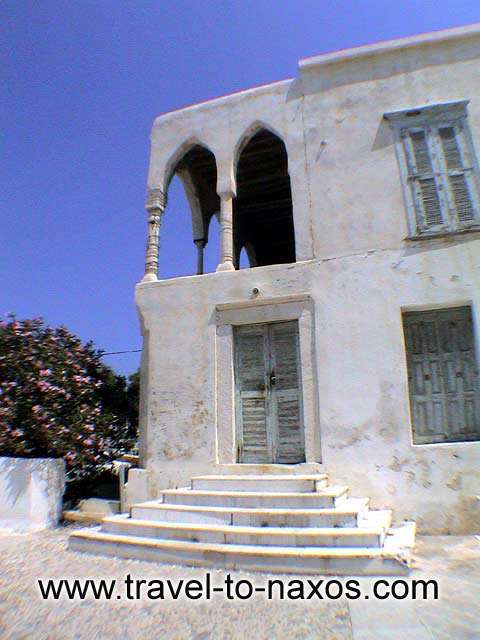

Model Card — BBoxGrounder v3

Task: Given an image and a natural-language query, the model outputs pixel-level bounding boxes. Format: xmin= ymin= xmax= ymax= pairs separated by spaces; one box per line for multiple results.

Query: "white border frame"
xmin=214 ymin=294 xmax=321 ymax=464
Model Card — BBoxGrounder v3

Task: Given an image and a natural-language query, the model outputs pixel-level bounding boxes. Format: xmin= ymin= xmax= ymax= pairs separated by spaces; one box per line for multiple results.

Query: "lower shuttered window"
xmin=403 ymin=306 xmax=480 ymax=444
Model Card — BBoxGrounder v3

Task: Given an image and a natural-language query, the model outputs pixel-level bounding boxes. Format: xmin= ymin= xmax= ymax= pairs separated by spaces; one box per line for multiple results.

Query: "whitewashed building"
xmin=71 ymin=25 xmax=480 ymax=572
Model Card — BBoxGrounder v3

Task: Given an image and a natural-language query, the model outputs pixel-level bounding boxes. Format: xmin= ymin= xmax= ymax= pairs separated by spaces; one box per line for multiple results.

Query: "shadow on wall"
xmin=0 ymin=457 xmax=65 ymax=530
xmin=0 ymin=456 xmax=28 ymax=506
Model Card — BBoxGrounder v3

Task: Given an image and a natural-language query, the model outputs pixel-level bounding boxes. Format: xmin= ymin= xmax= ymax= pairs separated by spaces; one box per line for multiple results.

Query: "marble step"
xmin=191 ymin=474 xmax=328 ymax=493
xmin=160 ymin=486 xmax=349 ymax=509
xmin=131 ymin=497 xmax=370 ymax=527
xmin=102 ymin=510 xmax=391 ymax=547
xmin=213 ymin=463 xmax=324 ymax=476
xmin=69 ymin=522 xmax=416 ymax=575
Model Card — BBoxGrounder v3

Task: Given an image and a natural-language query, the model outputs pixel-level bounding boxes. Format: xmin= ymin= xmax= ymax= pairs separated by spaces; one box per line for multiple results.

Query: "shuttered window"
xmin=385 ymin=102 xmax=480 ymax=237
xmin=403 ymin=306 xmax=480 ymax=444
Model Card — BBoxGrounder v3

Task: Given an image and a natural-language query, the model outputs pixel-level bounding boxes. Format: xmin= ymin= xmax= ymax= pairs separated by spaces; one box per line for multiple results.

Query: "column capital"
xmin=145 ymin=188 xmax=167 ymax=212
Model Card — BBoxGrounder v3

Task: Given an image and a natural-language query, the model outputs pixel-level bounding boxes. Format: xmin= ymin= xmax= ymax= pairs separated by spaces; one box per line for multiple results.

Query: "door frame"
xmin=234 ymin=320 xmax=306 ymax=464
xmin=215 ymin=294 xmax=321 ymax=464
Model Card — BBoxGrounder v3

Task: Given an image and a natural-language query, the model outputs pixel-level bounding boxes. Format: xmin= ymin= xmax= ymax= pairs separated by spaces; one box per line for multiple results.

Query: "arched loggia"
xmin=233 ymin=129 xmax=296 ymax=268
xmin=163 ymin=144 xmax=220 ymax=277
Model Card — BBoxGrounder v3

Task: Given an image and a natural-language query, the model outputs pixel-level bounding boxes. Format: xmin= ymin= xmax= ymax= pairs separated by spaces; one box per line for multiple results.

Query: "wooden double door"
xmin=234 ymin=321 xmax=305 ymax=463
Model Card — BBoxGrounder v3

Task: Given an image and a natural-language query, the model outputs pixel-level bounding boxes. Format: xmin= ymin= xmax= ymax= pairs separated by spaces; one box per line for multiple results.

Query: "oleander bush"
xmin=0 ymin=315 xmax=137 ymax=485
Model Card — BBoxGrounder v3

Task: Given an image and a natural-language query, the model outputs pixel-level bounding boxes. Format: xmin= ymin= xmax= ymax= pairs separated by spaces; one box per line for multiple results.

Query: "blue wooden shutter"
xmin=403 ymin=307 xmax=480 ymax=443
xmin=438 ymin=125 xmax=479 ymax=225
xmin=402 ymin=127 xmax=445 ymax=232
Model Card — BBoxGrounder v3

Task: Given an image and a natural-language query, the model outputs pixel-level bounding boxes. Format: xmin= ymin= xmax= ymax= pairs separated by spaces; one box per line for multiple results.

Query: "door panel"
xmin=234 ymin=325 xmax=269 ymax=463
xmin=234 ymin=321 xmax=305 ymax=463
xmin=239 ymin=397 xmax=269 ymax=463
xmin=235 ymin=326 xmax=266 ymax=392
xmin=275 ymin=396 xmax=303 ymax=463
xmin=403 ymin=307 xmax=480 ymax=443
xmin=269 ymin=322 xmax=304 ymax=463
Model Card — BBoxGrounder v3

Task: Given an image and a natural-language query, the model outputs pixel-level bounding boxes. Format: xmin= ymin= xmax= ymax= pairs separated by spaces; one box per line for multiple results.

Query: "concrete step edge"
xmin=191 ymin=474 xmax=328 ymax=481
xmin=70 ymin=528 xmax=398 ymax=559
xmin=131 ymin=497 xmax=369 ymax=516
xmin=103 ymin=516 xmax=385 ymax=537
xmin=62 ymin=510 xmax=106 ymax=524
xmin=161 ymin=485 xmax=348 ymax=498
xmin=213 ymin=464 xmax=324 ymax=476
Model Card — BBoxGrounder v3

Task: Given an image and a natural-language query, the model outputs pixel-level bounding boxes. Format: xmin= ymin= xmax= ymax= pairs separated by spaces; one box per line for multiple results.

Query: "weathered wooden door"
xmin=234 ymin=321 xmax=305 ymax=463
xmin=403 ymin=307 xmax=480 ymax=443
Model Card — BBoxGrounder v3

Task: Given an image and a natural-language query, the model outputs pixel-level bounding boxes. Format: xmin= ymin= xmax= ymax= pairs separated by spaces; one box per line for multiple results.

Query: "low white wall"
xmin=0 ymin=457 xmax=65 ymax=531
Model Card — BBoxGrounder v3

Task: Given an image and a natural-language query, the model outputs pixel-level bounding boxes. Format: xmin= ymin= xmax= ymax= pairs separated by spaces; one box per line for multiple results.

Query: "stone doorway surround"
xmin=214 ymin=293 xmax=321 ymax=465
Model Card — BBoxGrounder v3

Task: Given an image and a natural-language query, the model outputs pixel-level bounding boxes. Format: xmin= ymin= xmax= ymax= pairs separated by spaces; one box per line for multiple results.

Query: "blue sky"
xmin=2 ymin=1 xmax=479 ymax=376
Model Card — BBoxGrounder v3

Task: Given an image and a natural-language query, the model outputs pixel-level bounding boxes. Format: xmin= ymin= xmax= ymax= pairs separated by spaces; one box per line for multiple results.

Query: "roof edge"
xmin=152 ymin=78 xmax=293 ymax=127
xmin=299 ymin=22 xmax=480 ymax=71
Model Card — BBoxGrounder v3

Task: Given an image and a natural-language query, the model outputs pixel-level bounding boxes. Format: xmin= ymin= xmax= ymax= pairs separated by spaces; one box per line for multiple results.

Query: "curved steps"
xmin=70 ymin=525 xmax=414 ymax=575
xmin=131 ymin=496 xmax=370 ymax=527
xmin=191 ymin=474 xmax=328 ymax=492
xmin=161 ymin=486 xmax=349 ymax=509
xmin=69 ymin=473 xmax=415 ymax=575
xmin=101 ymin=511 xmax=391 ymax=547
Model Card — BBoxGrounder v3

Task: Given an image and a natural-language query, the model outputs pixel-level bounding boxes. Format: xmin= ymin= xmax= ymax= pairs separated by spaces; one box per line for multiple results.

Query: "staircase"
xmin=69 ymin=472 xmax=415 ymax=575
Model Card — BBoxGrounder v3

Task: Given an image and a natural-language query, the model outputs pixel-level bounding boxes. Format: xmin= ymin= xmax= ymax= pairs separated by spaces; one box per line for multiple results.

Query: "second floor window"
xmin=385 ymin=101 xmax=480 ymax=237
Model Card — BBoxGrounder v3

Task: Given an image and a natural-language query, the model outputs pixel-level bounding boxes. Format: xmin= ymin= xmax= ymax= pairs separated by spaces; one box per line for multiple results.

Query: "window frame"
xmin=385 ymin=101 xmax=480 ymax=238
xmin=401 ymin=304 xmax=480 ymax=445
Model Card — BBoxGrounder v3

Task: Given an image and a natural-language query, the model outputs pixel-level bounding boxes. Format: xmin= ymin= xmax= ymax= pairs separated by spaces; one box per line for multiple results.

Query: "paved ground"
xmin=0 ymin=525 xmax=478 ymax=639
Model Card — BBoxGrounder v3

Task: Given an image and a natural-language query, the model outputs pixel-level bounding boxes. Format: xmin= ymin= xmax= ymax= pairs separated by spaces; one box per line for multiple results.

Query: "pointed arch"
xmin=233 ymin=120 xmax=288 ymax=177
xmin=160 ymin=139 xmax=220 ymax=276
xmin=163 ymin=136 xmax=214 ymax=190
xmin=238 ymin=242 xmax=257 ymax=269
xmin=233 ymin=127 xmax=295 ymax=268
xmin=173 ymin=169 xmax=203 ymax=240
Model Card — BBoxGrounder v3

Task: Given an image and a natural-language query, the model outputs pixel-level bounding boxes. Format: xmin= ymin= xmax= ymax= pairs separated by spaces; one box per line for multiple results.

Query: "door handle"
xmin=269 ymin=372 xmax=277 ymax=386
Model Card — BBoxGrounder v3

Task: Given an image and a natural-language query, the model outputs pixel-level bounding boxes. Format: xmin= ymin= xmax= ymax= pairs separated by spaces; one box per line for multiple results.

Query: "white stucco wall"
xmin=136 ymin=239 xmax=480 ymax=532
xmin=0 ymin=457 xmax=65 ymax=531
xmin=137 ymin=25 xmax=480 ymax=533
xmin=300 ymin=32 xmax=480 ymax=258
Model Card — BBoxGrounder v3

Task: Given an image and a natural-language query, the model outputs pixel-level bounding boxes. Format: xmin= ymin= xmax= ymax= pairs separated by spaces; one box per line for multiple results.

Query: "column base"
xmin=216 ymin=261 xmax=235 ymax=272
xmin=140 ymin=273 xmax=158 ymax=283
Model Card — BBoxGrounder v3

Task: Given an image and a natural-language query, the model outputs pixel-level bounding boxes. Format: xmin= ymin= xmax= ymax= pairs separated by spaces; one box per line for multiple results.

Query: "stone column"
xmin=216 ymin=191 xmax=235 ymax=272
xmin=142 ymin=188 xmax=167 ymax=282
xmin=194 ymin=238 xmax=206 ymax=275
